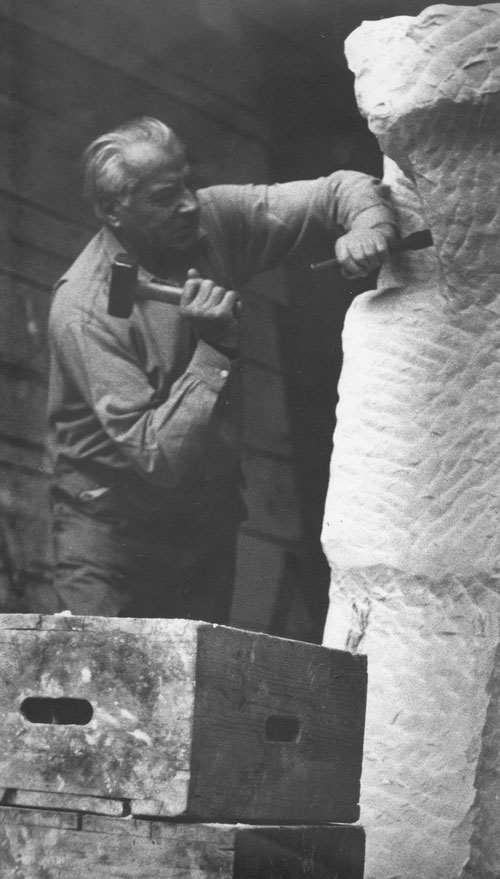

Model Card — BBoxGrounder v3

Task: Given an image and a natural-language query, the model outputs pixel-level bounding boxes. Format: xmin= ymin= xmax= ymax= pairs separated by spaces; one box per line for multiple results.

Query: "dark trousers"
xmin=50 ymin=478 xmax=239 ymax=622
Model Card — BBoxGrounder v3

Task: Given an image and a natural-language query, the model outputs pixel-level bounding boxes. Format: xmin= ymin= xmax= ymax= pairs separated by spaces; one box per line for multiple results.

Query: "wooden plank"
xmin=0 ymin=188 xmax=88 ymax=270
xmin=0 ymin=4 xmax=267 ymax=143
xmin=231 ymin=533 xmax=287 ymax=632
xmin=0 ymin=15 xmax=267 ymax=213
xmin=0 ymin=804 xmax=79 ymax=831
xmin=0 ymin=93 xmax=94 ymax=235
xmin=0 ymin=375 xmax=48 ymax=444
xmin=242 ymin=266 xmax=290 ymax=307
xmin=233 ymin=824 xmax=365 ymax=879
xmin=194 ymin=129 xmax=269 ymax=186
xmin=242 ymin=451 xmax=303 ymax=542
xmin=0 ymin=618 xmax=199 ymax=815
xmin=0 ymin=39 xmax=120 ymax=125
xmin=243 ymin=364 xmax=293 ymax=457
xmin=240 ymin=292 xmax=284 ymax=369
xmin=0 ymin=87 xmax=94 ymax=159
xmin=0 ymin=616 xmax=367 ymax=823
xmin=190 ymin=624 xmax=367 ymax=823
xmin=0 ymin=614 xmax=191 ymax=634
xmin=0 ymin=228 xmax=66 ymax=294
xmin=0 ymin=470 xmax=52 ymax=587
xmin=0 ymin=0 xmax=199 ymax=80
xmin=0 ymin=121 xmax=87 ymax=224
xmin=0 ymin=437 xmax=44 ymax=474
xmin=0 ymin=806 xmax=366 ymax=879
xmin=231 ymin=535 xmax=319 ymax=642
xmin=0 ymin=89 xmax=96 ymax=226
xmin=0 ymin=274 xmax=50 ymax=372
xmin=0 ymin=11 xmax=268 ymax=243
xmin=1 ymin=789 xmax=125 ymax=817
xmin=0 ymin=466 xmax=50 ymax=522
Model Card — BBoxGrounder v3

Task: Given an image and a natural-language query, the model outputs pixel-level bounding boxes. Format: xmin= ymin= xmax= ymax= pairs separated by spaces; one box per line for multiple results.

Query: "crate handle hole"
xmin=21 ymin=697 xmax=94 ymax=726
xmin=265 ymin=715 xmax=301 ymax=743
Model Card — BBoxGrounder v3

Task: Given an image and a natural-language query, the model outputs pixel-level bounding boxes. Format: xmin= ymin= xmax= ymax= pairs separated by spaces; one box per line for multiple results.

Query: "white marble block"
xmin=321 ymin=5 xmax=500 ymax=879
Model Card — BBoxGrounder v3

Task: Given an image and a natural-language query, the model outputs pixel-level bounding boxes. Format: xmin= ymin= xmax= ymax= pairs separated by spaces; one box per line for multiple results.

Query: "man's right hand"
xmin=335 ymin=223 xmax=397 ymax=279
xmin=179 ymin=269 xmax=240 ymax=352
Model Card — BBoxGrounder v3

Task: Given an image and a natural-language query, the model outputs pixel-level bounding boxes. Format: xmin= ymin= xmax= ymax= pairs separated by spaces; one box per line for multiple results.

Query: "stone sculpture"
xmin=321 ymin=5 xmax=500 ymax=878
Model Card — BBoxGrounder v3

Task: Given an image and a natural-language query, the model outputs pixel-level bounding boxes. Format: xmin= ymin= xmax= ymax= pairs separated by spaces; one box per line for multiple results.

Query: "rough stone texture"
xmin=321 ymin=6 xmax=500 ymax=879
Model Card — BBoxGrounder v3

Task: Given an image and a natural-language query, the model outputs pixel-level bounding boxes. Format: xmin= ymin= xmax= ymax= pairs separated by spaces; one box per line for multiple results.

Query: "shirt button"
xmin=220 ymin=369 xmax=229 ymax=379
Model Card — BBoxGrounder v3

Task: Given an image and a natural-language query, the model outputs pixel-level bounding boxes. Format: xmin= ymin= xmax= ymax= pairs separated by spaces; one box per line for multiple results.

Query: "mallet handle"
xmin=135 ymin=279 xmax=182 ymax=306
xmin=108 ymin=254 xmax=240 ymax=318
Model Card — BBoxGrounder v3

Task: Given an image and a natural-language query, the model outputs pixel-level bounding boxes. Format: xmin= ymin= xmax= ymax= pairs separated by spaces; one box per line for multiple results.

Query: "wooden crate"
xmin=0 ymin=805 xmax=365 ymax=879
xmin=0 ymin=614 xmax=367 ymax=822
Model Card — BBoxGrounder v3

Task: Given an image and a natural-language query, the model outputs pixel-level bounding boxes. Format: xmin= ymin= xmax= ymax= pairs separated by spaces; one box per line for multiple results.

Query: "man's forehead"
xmin=122 ymin=140 xmax=186 ymax=180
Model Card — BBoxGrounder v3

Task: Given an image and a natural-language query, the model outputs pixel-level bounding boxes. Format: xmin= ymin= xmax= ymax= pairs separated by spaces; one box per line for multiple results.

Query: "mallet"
xmin=108 ymin=253 xmax=242 ymax=319
xmin=310 ymin=228 xmax=434 ymax=272
xmin=108 ymin=253 xmax=183 ymax=318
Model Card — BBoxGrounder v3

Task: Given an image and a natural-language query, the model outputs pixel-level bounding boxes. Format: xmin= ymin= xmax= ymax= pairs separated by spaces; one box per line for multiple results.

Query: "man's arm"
xmin=50 ymin=303 xmax=241 ymax=489
xmin=201 ymin=170 xmax=397 ymax=284
xmin=329 ymin=172 xmax=397 ymax=277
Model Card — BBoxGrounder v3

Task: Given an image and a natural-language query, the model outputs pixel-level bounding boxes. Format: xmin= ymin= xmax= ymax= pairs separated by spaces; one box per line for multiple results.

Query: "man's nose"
xmin=178 ymin=188 xmax=198 ymax=213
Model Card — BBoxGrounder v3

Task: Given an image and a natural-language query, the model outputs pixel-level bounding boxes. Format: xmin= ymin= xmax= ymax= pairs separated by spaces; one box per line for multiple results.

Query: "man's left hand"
xmin=180 ymin=269 xmax=240 ymax=352
xmin=334 ymin=224 xmax=398 ymax=278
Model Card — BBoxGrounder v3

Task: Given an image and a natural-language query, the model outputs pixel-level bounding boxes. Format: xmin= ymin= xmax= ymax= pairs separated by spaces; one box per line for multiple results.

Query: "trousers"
xmin=50 ymin=473 xmax=240 ymax=622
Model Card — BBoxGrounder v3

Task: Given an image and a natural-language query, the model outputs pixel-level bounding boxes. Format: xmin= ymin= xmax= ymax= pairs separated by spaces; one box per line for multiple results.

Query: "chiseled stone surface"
xmin=322 ymin=6 xmax=500 ymax=879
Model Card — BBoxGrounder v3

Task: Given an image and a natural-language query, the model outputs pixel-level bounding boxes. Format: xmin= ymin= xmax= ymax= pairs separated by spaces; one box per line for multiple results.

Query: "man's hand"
xmin=334 ymin=223 xmax=398 ymax=279
xmin=179 ymin=269 xmax=240 ymax=352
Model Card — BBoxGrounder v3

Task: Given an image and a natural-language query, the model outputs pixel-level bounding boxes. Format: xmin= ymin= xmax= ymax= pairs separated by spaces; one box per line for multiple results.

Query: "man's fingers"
xmin=335 ymin=229 xmax=394 ymax=278
xmin=180 ymin=277 xmax=240 ymax=319
xmin=202 ymin=283 xmax=225 ymax=308
xmin=220 ymin=289 xmax=239 ymax=313
xmin=182 ymin=275 xmax=217 ymax=308
xmin=370 ymin=229 xmax=394 ymax=258
xmin=335 ymin=239 xmax=367 ymax=278
xmin=178 ymin=274 xmax=241 ymax=348
xmin=192 ymin=283 xmax=225 ymax=310
xmin=182 ymin=276 xmax=202 ymax=306
xmin=198 ymin=290 xmax=240 ymax=320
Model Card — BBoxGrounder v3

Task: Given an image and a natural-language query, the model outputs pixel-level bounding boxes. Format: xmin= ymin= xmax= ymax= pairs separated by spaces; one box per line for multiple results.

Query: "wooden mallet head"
xmin=108 ymin=253 xmax=183 ymax=318
xmin=108 ymin=253 xmax=138 ymax=318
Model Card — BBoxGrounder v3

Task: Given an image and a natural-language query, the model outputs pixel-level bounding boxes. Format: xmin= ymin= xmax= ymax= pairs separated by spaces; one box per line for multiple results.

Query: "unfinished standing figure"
xmin=322 ymin=5 xmax=500 ymax=878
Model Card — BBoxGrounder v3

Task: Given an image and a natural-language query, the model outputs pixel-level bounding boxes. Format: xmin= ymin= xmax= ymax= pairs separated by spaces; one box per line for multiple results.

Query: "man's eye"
xmin=151 ymin=190 xmax=174 ymax=205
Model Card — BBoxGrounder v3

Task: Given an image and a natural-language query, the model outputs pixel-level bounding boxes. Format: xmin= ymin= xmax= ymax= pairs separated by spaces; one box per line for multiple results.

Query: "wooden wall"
xmin=0 ymin=0 xmax=315 ymax=636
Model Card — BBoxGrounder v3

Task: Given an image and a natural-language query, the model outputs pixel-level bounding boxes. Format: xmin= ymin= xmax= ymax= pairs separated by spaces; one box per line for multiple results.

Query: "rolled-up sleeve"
xmin=51 ymin=313 xmax=239 ymax=488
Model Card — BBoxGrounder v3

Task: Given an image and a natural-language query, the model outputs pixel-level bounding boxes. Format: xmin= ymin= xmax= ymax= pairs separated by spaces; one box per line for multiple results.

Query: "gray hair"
xmin=81 ymin=117 xmax=184 ymax=216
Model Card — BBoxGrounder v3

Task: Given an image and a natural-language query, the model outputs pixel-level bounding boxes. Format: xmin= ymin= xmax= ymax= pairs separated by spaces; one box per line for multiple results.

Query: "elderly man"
xmin=48 ymin=116 xmax=396 ymax=621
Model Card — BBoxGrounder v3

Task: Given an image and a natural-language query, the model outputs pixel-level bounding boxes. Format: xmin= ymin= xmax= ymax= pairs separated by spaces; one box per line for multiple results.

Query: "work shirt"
xmin=48 ymin=172 xmax=394 ymax=518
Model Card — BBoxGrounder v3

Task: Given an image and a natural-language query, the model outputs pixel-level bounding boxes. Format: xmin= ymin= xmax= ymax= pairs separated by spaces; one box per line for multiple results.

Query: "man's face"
xmin=110 ymin=141 xmax=201 ymax=254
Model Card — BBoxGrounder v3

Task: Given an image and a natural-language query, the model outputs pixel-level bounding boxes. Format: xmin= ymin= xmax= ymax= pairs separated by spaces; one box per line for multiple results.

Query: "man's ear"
xmin=98 ymin=195 xmax=121 ymax=227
